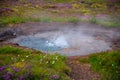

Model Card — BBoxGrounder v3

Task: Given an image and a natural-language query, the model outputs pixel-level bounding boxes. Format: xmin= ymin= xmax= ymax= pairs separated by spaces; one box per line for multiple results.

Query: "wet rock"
xmin=111 ymin=38 xmax=120 ymax=50
xmin=0 ymin=29 xmax=16 ymax=41
xmin=80 ymin=0 xmax=85 ymax=3
xmin=80 ymin=0 xmax=93 ymax=5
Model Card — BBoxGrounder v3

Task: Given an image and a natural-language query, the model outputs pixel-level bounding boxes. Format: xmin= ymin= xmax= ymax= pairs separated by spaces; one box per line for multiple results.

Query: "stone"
xmin=0 ymin=29 xmax=16 ymax=41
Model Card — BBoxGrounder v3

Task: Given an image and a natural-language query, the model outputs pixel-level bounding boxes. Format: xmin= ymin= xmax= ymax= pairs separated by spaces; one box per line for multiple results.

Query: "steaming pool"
xmin=9 ymin=23 xmax=117 ymax=56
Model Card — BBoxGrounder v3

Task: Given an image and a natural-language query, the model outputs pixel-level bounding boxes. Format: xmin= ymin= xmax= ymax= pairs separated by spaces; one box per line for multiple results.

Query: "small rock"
xmin=0 ymin=29 xmax=16 ymax=41
xmin=80 ymin=0 xmax=85 ymax=3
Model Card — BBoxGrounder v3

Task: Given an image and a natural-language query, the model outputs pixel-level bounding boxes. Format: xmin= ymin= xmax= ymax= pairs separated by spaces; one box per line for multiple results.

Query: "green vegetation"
xmin=67 ymin=18 xmax=80 ymax=24
xmin=79 ymin=57 xmax=89 ymax=64
xmin=0 ymin=16 xmax=81 ymax=26
xmin=79 ymin=50 xmax=120 ymax=80
xmin=0 ymin=0 xmax=120 ymax=27
xmin=0 ymin=46 xmax=71 ymax=80
xmin=0 ymin=16 xmax=41 ymax=26
xmin=98 ymin=21 xmax=120 ymax=27
xmin=0 ymin=46 xmax=32 ymax=54
xmin=89 ymin=16 xmax=97 ymax=24
xmin=0 ymin=15 xmax=120 ymax=27
xmin=44 ymin=0 xmax=74 ymax=3
xmin=84 ymin=0 xmax=105 ymax=3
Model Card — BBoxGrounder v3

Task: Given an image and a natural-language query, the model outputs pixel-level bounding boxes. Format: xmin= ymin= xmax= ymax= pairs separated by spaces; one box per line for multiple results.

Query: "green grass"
xmin=84 ymin=0 xmax=105 ymax=3
xmin=0 ymin=46 xmax=32 ymax=54
xmin=0 ymin=15 xmax=120 ymax=27
xmin=79 ymin=50 xmax=120 ymax=80
xmin=79 ymin=57 xmax=89 ymax=64
xmin=98 ymin=21 xmax=120 ymax=27
xmin=88 ymin=17 xmax=120 ymax=27
xmin=0 ymin=16 xmax=41 ymax=26
xmin=0 ymin=16 xmax=81 ymax=26
xmin=44 ymin=0 xmax=74 ymax=3
xmin=39 ymin=17 xmax=51 ymax=22
xmin=67 ymin=18 xmax=80 ymax=24
xmin=0 ymin=46 xmax=71 ymax=80
xmin=89 ymin=17 xmax=97 ymax=24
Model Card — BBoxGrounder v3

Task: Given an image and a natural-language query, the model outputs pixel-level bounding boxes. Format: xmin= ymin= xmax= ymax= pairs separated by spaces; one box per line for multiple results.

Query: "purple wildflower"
xmin=108 ymin=0 xmax=119 ymax=2
xmin=53 ymin=75 xmax=59 ymax=79
xmin=7 ymin=72 xmax=13 ymax=76
xmin=3 ymin=74 xmax=11 ymax=80
xmin=19 ymin=75 xmax=24 ymax=80
xmin=0 ymin=66 xmax=6 ymax=71
xmin=12 ymin=67 xmax=20 ymax=72
xmin=0 ymin=8 xmax=13 ymax=12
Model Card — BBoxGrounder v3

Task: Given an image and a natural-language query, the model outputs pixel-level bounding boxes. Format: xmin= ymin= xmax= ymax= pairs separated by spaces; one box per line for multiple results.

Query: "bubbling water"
xmin=45 ymin=36 xmax=69 ymax=49
xmin=50 ymin=36 xmax=69 ymax=48
xmin=12 ymin=35 xmax=69 ymax=52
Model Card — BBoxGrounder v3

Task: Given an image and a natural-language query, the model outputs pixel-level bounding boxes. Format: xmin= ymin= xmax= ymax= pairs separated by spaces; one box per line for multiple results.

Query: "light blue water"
xmin=18 ymin=37 xmax=63 ymax=51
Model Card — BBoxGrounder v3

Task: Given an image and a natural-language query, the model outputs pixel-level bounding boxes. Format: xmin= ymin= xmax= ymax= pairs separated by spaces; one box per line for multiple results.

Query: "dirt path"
xmin=67 ymin=56 xmax=101 ymax=80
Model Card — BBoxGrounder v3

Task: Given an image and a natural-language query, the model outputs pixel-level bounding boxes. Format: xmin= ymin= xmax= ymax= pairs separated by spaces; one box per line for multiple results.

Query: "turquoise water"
xmin=18 ymin=37 xmax=64 ymax=51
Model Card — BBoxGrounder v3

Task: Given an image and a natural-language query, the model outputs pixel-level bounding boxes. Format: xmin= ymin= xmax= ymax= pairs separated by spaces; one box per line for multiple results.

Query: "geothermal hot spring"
xmin=9 ymin=23 xmax=116 ymax=56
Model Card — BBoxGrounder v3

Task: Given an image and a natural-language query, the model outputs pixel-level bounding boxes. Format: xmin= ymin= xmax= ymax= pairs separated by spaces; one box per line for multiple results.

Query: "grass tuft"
xmin=44 ymin=0 xmax=74 ymax=3
xmin=0 ymin=46 xmax=71 ymax=80
xmin=0 ymin=16 xmax=120 ymax=27
xmin=0 ymin=46 xmax=31 ymax=54
xmin=67 ymin=18 xmax=80 ymax=24
xmin=79 ymin=57 xmax=89 ymax=64
xmin=89 ymin=17 xmax=97 ymax=24
xmin=79 ymin=50 xmax=120 ymax=80
xmin=0 ymin=16 xmax=42 ymax=26
xmin=88 ymin=50 xmax=120 ymax=80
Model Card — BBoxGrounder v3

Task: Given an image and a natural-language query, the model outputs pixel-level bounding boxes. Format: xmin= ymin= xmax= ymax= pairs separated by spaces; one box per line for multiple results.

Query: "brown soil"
xmin=67 ymin=56 xmax=101 ymax=80
xmin=111 ymin=38 xmax=120 ymax=50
